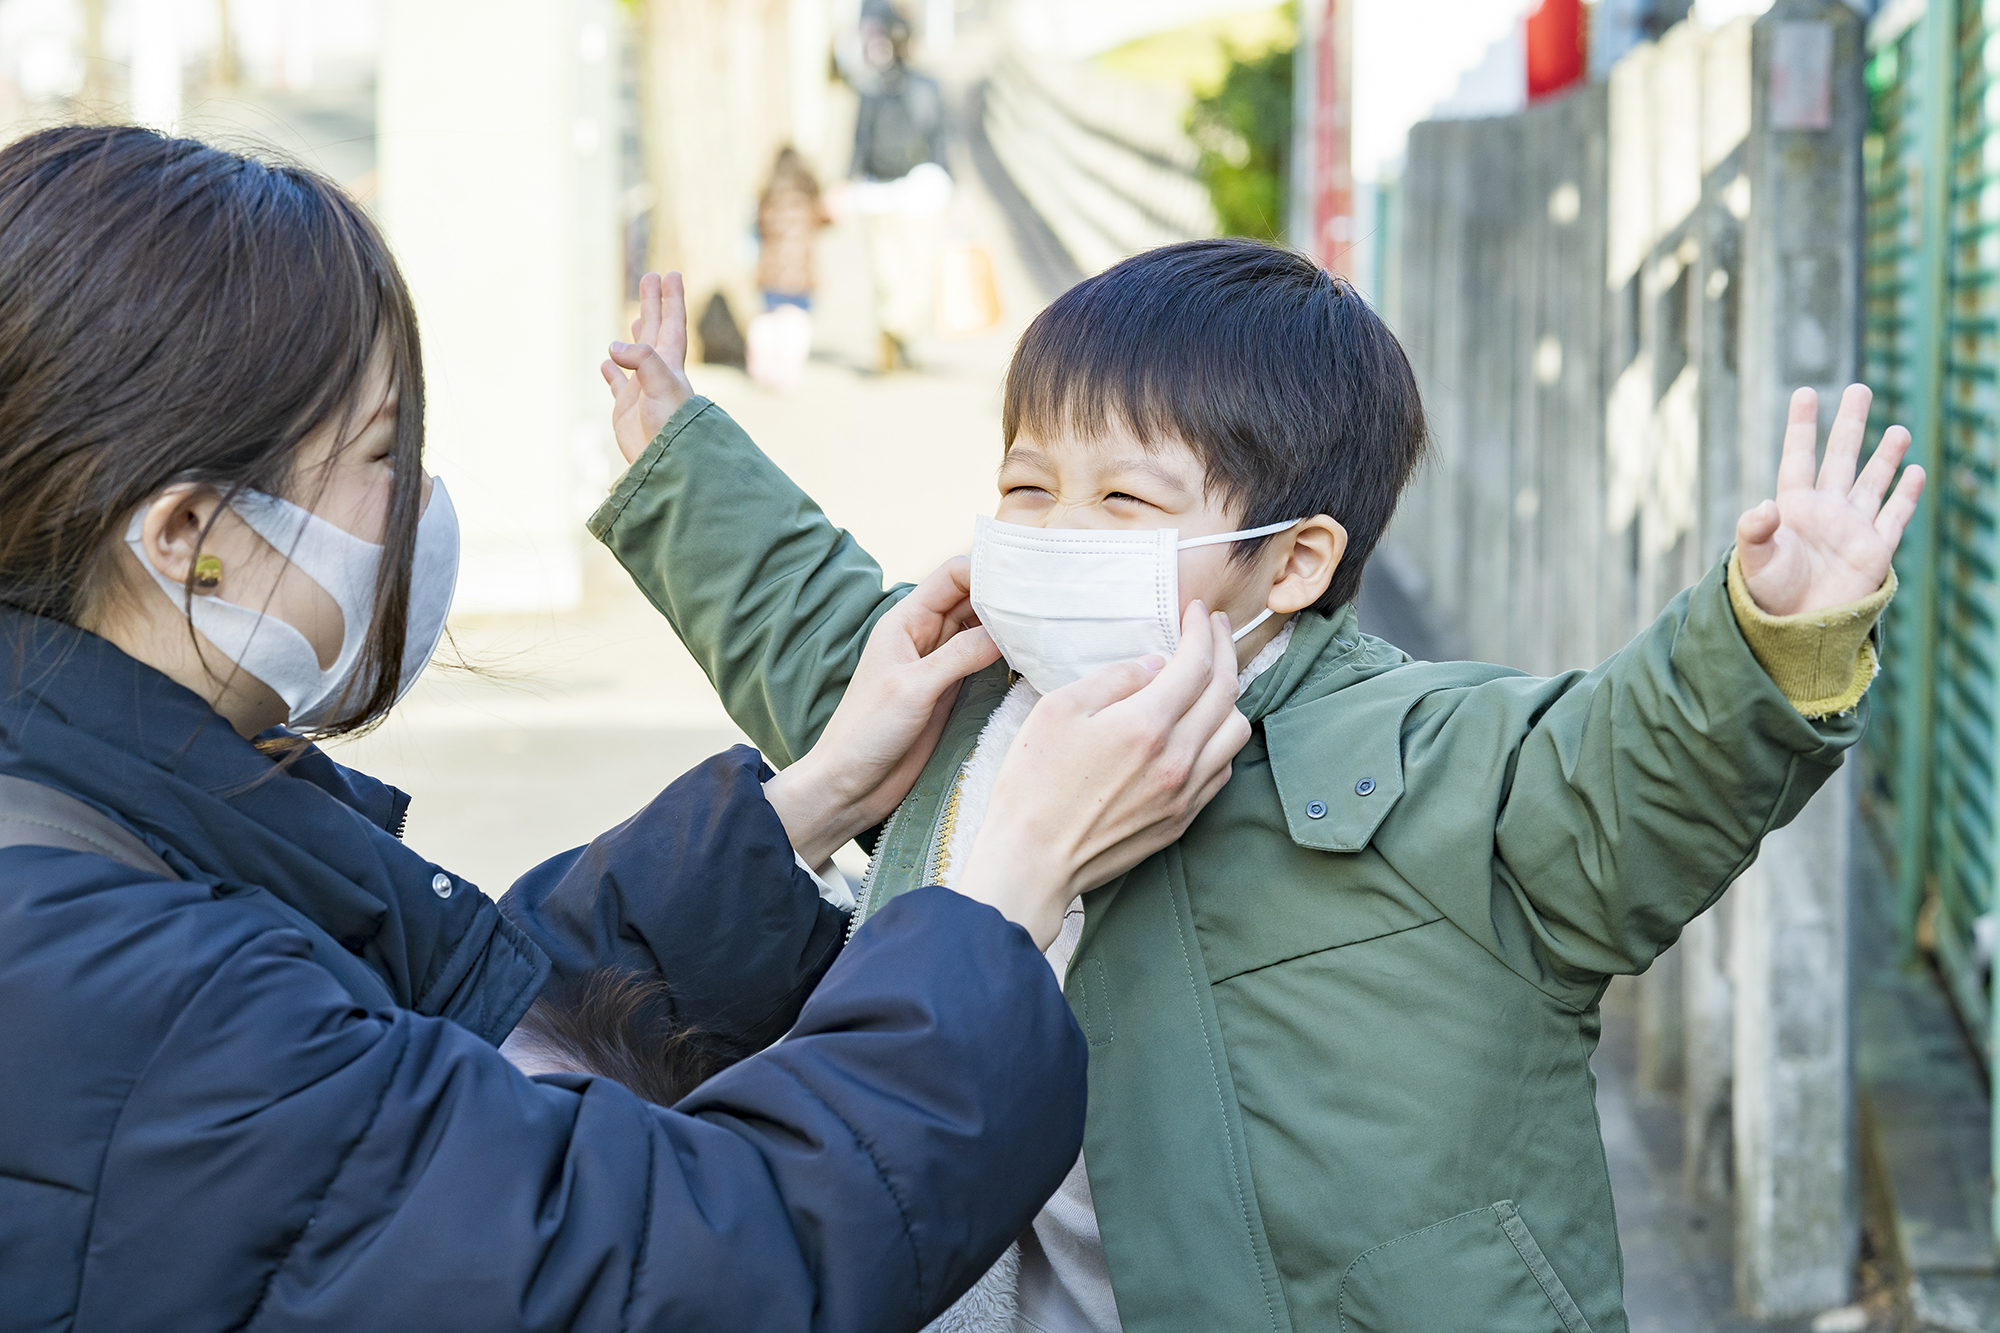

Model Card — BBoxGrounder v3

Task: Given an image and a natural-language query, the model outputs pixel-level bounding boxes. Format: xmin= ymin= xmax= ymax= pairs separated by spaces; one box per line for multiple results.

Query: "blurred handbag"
xmin=936 ymin=239 xmax=1001 ymax=338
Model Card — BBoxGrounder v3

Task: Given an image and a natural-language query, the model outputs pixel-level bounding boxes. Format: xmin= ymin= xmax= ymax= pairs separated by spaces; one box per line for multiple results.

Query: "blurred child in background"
xmin=747 ymin=146 xmax=829 ymax=393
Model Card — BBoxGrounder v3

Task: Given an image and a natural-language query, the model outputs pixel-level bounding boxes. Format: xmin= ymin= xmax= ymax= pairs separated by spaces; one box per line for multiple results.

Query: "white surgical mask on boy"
xmin=125 ymin=479 xmax=461 ymax=728
xmin=969 ymin=512 xmax=1303 ymax=695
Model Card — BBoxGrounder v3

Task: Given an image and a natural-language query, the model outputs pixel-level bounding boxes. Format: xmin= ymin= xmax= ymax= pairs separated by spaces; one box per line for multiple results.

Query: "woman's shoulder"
xmin=0 ymin=844 xmax=298 ymax=1017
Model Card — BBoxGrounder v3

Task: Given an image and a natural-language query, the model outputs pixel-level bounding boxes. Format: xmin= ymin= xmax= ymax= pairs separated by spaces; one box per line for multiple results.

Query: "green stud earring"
xmin=193 ymin=554 xmax=223 ymax=590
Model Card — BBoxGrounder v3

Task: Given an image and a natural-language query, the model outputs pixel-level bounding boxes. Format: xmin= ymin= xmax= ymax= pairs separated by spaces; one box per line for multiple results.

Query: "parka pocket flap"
xmin=1338 ymin=1200 xmax=1593 ymax=1333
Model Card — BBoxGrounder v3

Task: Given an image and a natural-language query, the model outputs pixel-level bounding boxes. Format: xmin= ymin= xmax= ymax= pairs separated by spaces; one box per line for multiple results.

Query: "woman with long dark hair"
xmin=0 ymin=125 xmax=1249 ymax=1331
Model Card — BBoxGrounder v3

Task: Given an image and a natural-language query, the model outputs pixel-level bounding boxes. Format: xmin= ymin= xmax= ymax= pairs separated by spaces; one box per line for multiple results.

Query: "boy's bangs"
xmin=1002 ymin=286 xmax=1275 ymax=512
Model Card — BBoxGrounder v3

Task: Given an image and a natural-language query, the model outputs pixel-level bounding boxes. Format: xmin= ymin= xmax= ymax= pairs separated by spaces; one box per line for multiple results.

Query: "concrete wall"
xmin=1391 ymin=1 xmax=1864 ymax=1316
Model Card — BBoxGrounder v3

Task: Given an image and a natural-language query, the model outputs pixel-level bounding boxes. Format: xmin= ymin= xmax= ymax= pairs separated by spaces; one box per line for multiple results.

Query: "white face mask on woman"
xmin=968 ymin=512 xmax=1302 ymax=695
xmin=124 ymin=480 xmax=461 ymax=728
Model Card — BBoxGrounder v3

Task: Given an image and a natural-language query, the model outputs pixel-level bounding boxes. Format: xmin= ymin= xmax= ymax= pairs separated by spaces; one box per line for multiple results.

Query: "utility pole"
xmin=1730 ymin=2 xmax=1866 ymax=1315
xmin=1299 ymin=0 xmax=1358 ymax=281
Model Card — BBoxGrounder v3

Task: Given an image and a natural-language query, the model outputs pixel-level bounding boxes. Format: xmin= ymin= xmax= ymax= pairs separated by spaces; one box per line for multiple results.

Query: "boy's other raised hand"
xmin=602 ymin=271 xmax=695 ymax=465
xmin=1737 ymin=384 xmax=1926 ymax=616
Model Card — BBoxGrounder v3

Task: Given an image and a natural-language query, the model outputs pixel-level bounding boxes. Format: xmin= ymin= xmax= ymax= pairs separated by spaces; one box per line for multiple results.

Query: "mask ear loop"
xmin=1175 ymin=518 xmax=1306 ymax=641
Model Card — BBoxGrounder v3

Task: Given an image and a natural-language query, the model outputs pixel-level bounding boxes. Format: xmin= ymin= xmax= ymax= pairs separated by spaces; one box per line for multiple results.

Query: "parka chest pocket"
xmin=1338 ymin=1201 xmax=1593 ymax=1333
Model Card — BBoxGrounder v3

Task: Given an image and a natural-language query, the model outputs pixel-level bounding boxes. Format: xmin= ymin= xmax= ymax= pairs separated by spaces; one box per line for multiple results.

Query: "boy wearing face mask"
xmin=593 ymin=242 xmax=1921 ymax=1333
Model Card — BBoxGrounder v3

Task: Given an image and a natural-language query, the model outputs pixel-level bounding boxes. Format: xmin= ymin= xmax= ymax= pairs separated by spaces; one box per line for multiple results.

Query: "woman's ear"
xmin=1267 ymin=516 xmax=1348 ymax=615
xmin=135 ymin=484 xmax=225 ymax=592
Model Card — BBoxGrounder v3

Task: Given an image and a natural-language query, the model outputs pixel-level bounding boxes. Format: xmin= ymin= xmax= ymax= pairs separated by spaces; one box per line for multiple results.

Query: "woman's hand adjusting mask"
xmin=763 ymin=559 xmax=1002 ymax=868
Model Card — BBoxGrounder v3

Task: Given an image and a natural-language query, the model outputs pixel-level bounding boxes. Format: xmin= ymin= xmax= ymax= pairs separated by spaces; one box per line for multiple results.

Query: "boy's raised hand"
xmin=1737 ymin=384 xmax=1926 ymax=616
xmin=602 ymin=271 xmax=695 ymax=465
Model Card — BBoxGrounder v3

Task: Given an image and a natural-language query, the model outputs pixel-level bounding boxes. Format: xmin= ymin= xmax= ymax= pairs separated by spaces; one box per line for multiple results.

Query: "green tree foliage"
xmin=1189 ymin=42 xmax=1294 ymax=242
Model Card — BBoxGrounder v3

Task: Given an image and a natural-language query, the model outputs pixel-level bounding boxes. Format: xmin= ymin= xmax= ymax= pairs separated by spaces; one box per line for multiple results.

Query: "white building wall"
xmin=377 ymin=0 xmax=622 ymax=616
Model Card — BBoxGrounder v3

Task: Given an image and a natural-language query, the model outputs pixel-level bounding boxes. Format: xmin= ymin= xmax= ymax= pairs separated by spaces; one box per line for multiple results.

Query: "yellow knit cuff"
xmin=1726 ymin=552 xmax=1895 ymax=719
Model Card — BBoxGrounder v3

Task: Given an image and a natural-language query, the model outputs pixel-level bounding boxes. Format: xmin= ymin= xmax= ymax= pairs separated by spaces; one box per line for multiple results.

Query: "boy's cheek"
xmin=1174 ymin=547 xmax=1241 ymax=615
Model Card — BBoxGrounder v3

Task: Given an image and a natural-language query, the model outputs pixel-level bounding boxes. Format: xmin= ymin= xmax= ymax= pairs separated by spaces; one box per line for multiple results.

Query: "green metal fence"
xmin=1863 ymin=0 xmax=1999 ymax=1243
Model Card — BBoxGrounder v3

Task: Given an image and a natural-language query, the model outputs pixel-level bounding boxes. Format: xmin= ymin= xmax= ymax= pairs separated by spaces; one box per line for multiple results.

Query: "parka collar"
xmin=1234 ymin=601 xmax=1366 ymax=723
xmin=0 ymin=608 xmax=546 ymax=1041
xmin=1233 ymin=600 xmax=1421 ymax=855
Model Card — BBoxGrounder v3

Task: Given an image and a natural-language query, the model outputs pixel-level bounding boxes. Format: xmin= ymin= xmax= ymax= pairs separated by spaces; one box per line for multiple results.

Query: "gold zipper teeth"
xmin=848 ymin=751 xmax=973 ymax=944
xmin=927 ymin=772 xmax=967 ymax=887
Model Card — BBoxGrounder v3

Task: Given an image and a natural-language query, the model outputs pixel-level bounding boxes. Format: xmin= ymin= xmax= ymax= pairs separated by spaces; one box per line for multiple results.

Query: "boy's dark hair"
xmin=1003 ymin=238 xmax=1428 ymax=613
xmin=0 ymin=125 xmax=425 ymax=741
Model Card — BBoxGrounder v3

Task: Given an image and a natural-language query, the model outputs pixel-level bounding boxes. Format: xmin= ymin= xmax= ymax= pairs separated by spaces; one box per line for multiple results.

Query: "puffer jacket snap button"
xmin=431 ymin=873 xmax=453 ymax=899
xmin=1306 ymin=800 xmax=1328 ymax=820
xmin=1355 ymin=777 xmax=1377 ymax=797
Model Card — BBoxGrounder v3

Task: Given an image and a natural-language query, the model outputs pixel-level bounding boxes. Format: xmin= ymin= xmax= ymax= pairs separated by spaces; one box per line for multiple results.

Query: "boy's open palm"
xmin=1738 ymin=384 xmax=1925 ymax=616
xmin=602 ymin=271 xmax=695 ymax=465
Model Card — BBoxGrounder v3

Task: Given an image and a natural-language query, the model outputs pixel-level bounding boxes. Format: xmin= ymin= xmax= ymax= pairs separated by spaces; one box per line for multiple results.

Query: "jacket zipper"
xmin=844 ymin=800 xmax=901 ymax=945
xmin=925 ymin=771 xmax=967 ymax=887
xmin=844 ymin=764 xmax=969 ymax=945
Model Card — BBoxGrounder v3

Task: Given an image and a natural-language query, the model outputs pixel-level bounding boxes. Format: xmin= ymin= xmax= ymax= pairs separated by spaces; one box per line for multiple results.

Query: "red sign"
xmin=1526 ymin=0 xmax=1587 ymax=102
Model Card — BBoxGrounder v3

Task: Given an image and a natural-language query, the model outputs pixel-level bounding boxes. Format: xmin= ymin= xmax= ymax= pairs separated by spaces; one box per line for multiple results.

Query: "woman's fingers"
xmin=874 ymin=561 xmax=977 ymax=660
xmin=904 ymin=558 xmax=975 ymax=618
xmin=1775 ymin=388 xmax=1821 ymax=496
xmin=1163 ymin=611 xmax=1242 ymax=759
xmin=1187 ymin=702 xmax=1251 ymax=797
xmin=1850 ymin=425 xmax=1910 ymax=514
xmin=1050 ymin=658 xmax=1166 ymax=716
xmin=907 ymin=626 xmax=1001 ymax=694
xmin=1164 ymin=614 xmax=1249 ymax=803
xmin=1119 ymin=600 xmax=1218 ymax=725
xmin=1818 ymin=383 xmax=1871 ymax=493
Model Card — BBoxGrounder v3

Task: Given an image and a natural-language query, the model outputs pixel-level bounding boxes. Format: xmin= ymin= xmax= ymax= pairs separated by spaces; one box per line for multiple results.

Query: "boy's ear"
xmin=1267 ymin=516 xmax=1347 ymax=615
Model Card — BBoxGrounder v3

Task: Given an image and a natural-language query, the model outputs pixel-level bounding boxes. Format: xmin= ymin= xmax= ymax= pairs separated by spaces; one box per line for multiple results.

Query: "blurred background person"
xmin=746 ymin=145 xmax=829 ymax=393
xmin=843 ymin=1 xmax=949 ymax=374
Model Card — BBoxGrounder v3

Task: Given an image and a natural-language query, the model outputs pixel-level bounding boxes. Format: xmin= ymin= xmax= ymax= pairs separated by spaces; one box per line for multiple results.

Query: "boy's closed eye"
xmin=995 ymin=439 xmax=1206 ymax=528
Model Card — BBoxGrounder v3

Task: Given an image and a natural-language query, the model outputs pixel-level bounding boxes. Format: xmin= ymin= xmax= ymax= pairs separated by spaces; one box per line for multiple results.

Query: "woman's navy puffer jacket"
xmin=0 ymin=609 xmax=1086 ymax=1332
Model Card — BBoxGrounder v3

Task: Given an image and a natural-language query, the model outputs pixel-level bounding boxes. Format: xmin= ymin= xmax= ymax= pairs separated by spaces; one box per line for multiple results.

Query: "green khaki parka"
xmin=589 ymin=398 xmax=1863 ymax=1333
